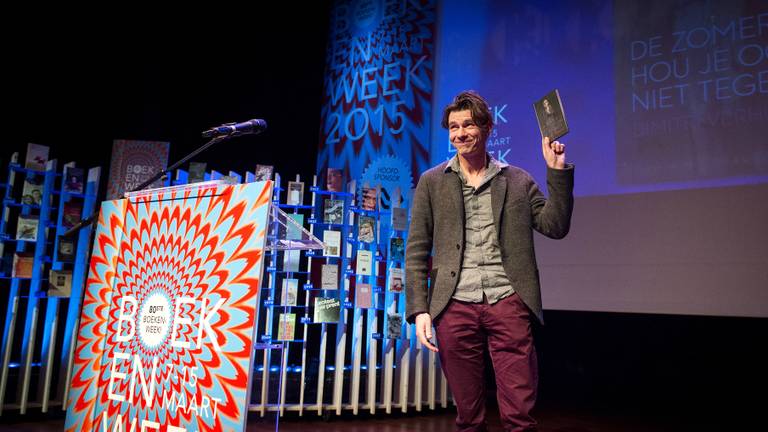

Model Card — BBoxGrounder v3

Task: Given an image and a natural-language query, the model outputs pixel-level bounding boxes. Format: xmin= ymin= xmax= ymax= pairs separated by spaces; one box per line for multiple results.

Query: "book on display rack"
xmin=287 ymin=181 xmax=305 ymax=205
xmin=321 ymin=264 xmax=339 ymax=289
xmin=313 ymin=297 xmax=341 ymax=323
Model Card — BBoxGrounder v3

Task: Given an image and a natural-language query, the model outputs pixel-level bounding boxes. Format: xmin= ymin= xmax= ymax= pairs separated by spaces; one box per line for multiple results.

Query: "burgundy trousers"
xmin=435 ymin=293 xmax=538 ymax=432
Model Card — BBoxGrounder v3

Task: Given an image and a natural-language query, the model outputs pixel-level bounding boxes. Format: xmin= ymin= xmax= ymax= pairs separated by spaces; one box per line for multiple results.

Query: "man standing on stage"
xmin=405 ymin=90 xmax=574 ymax=431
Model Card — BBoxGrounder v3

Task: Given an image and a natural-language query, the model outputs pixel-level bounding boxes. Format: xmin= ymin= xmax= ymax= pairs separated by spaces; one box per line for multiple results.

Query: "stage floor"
xmin=0 ymin=403 xmax=732 ymax=432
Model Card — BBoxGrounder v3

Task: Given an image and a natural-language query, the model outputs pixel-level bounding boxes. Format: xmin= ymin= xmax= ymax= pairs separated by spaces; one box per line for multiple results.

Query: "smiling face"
xmin=448 ymin=109 xmax=487 ymax=159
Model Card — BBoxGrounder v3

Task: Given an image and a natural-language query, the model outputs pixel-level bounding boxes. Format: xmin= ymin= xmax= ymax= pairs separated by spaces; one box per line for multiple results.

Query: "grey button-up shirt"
xmin=446 ymin=154 xmax=515 ymax=304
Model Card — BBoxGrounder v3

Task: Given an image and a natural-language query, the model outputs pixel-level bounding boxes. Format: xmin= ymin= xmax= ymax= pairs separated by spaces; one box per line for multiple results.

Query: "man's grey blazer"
xmin=405 ymin=161 xmax=574 ymax=324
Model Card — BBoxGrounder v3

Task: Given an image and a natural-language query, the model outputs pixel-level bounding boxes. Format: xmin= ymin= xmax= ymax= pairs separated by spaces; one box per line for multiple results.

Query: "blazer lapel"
xmin=491 ymin=174 xmax=507 ymax=234
xmin=444 ymin=170 xmax=465 ymax=228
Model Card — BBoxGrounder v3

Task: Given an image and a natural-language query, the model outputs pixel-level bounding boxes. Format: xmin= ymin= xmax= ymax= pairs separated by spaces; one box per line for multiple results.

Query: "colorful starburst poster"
xmin=65 ymin=181 xmax=273 ymax=432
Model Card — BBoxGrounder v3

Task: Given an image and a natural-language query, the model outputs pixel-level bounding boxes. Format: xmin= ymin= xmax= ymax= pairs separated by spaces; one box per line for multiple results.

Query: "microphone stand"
xmin=62 ymin=134 xmax=230 ymax=237
xmin=59 ymin=133 xmax=237 ymax=406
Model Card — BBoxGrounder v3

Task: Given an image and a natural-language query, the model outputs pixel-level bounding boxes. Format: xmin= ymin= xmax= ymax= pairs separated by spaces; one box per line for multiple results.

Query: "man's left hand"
xmin=542 ymin=136 xmax=566 ymax=169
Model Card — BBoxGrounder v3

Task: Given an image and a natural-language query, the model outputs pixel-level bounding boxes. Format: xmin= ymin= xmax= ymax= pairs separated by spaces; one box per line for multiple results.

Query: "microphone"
xmin=202 ymin=119 xmax=267 ymax=138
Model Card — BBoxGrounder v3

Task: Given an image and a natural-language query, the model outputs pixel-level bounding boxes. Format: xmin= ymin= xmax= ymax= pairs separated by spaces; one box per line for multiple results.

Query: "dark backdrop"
xmin=3 ymin=5 xmax=332 ymax=193
xmin=2 ymin=4 xmax=765 ymax=427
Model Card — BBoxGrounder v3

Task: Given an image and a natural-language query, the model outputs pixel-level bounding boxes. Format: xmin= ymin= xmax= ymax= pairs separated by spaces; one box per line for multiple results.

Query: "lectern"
xmin=64 ymin=180 xmax=322 ymax=431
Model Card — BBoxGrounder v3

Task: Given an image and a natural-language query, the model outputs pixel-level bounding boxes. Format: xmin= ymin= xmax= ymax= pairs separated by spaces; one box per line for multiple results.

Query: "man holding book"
xmin=405 ymin=90 xmax=574 ymax=431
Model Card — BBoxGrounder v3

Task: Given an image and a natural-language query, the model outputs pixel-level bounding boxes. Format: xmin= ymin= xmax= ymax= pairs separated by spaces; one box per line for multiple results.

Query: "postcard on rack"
xmin=389 ymin=267 xmax=404 ymax=293
xmin=16 ymin=215 xmax=39 ymax=241
xmin=64 ymin=167 xmax=86 ymax=194
xmin=283 ymin=250 xmax=300 ymax=272
xmin=391 ymin=207 xmax=408 ymax=231
xmin=356 ymin=250 xmax=373 ymax=276
xmin=358 ymin=215 xmax=375 ymax=243
xmin=387 ymin=313 xmax=403 ymax=338
xmin=12 ymin=252 xmax=34 ymax=278
xmin=254 ymin=164 xmax=273 ymax=181
xmin=389 ymin=237 xmax=405 ymax=262
xmin=287 ymin=181 xmax=305 ymax=205
xmin=361 ymin=187 xmax=377 ymax=211
xmin=21 ymin=176 xmax=43 ymax=205
xmin=324 ymin=199 xmax=344 ymax=224
xmin=326 ymin=168 xmax=344 ymax=192
xmin=188 ymin=162 xmax=207 ymax=183
xmin=281 ymin=278 xmax=299 ymax=306
xmin=313 ymin=296 xmax=341 ymax=323
xmin=321 ymin=264 xmax=339 ymax=289
xmin=48 ymin=269 xmax=73 ymax=297
xmin=355 ymin=283 xmax=373 ymax=309
xmin=57 ymin=236 xmax=76 ymax=262
xmin=62 ymin=201 xmax=83 ymax=229
xmin=284 ymin=213 xmax=305 ymax=240
xmin=25 ymin=143 xmax=49 ymax=171
xmin=323 ymin=230 xmax=341 ymax=257
xmin=276 ymin=313 xmax=296 ymax=340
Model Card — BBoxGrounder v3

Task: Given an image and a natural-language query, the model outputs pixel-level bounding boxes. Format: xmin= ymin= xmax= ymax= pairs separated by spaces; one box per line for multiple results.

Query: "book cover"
xmin=107 ymin=139 xmax=170 ymax=199
xmin=389 ymin=237 xmax=405 ymax=262
xmin=355 ymin=283 xmax=373 ymax=309
xmin=323 ymin=198 xmax=344 ymax=225
xmin=188 ymin=162 xmax=207 ymax=183
xmin=358 ymin=215 xmax=375 ymax=243
xmin=361 ymin=187 xmax=377 ymax=211
xmin=221 ymin=175 xmax=239 ymax=185
xmin=321 ymin=264 xmax=338 ymax=289
xmin=62 ymin=200 xmax=83 ymax=229
xmin=21 ymin=175 xmax=43 ymax=205
xmin=57 ymin=236 xmax=76 ymax=262
xmin=12 ymin=252 xmax=34 ymax=278
xmin=64 ymin=166 xmax=85 ymax=194
xmin=276 ymin=313 xmax=296 ymax=341
xmin=281 ymin=278 xmax=299 ymax=306
xmin=356 ymin=250 xmax=372 ymax=276
xmin=254 ymin=164 xmax=273 ymax=181
xmin=389 ymin=267 xmax=404 ymax=292
xmin=48 ymin=269 xmax=73 ymax=297
xmin=285 ymin=213 xmax=305 ymax=240
xmin=25 ymin=143 xmax=49 ymax=171
xmin=313 ymin=296 xmax=341 ymax=323
xmin=323 ymin=230 xmax=341 ymax=257
xmin=283 ymin=250 xmax=300 ymax=272
xmin=326 ymin=168 xmax=344 ymax=192
xmin=287 ymin=181 xmax=304 ymax=205
xmin=391 ymin=207 xmax=408 ymax=231
xmin=533 ymin=89 xmax=569 ymax=141
xmin=16 ymin=215 xmax=39 ymax=241
xmin=387 ymin=313 xmax=403 ymax=339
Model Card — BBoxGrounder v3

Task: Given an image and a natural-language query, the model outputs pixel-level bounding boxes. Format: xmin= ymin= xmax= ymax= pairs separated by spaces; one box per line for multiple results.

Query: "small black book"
xmin=533 ymin=89 xmax=569 ymax=141
xmin=57 ymin=236 xmax=76 ymax=262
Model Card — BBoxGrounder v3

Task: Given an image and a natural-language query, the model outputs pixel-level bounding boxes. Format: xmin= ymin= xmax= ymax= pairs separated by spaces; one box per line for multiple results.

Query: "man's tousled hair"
xmin=441 ymin=90 xmax=494 ymax=133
